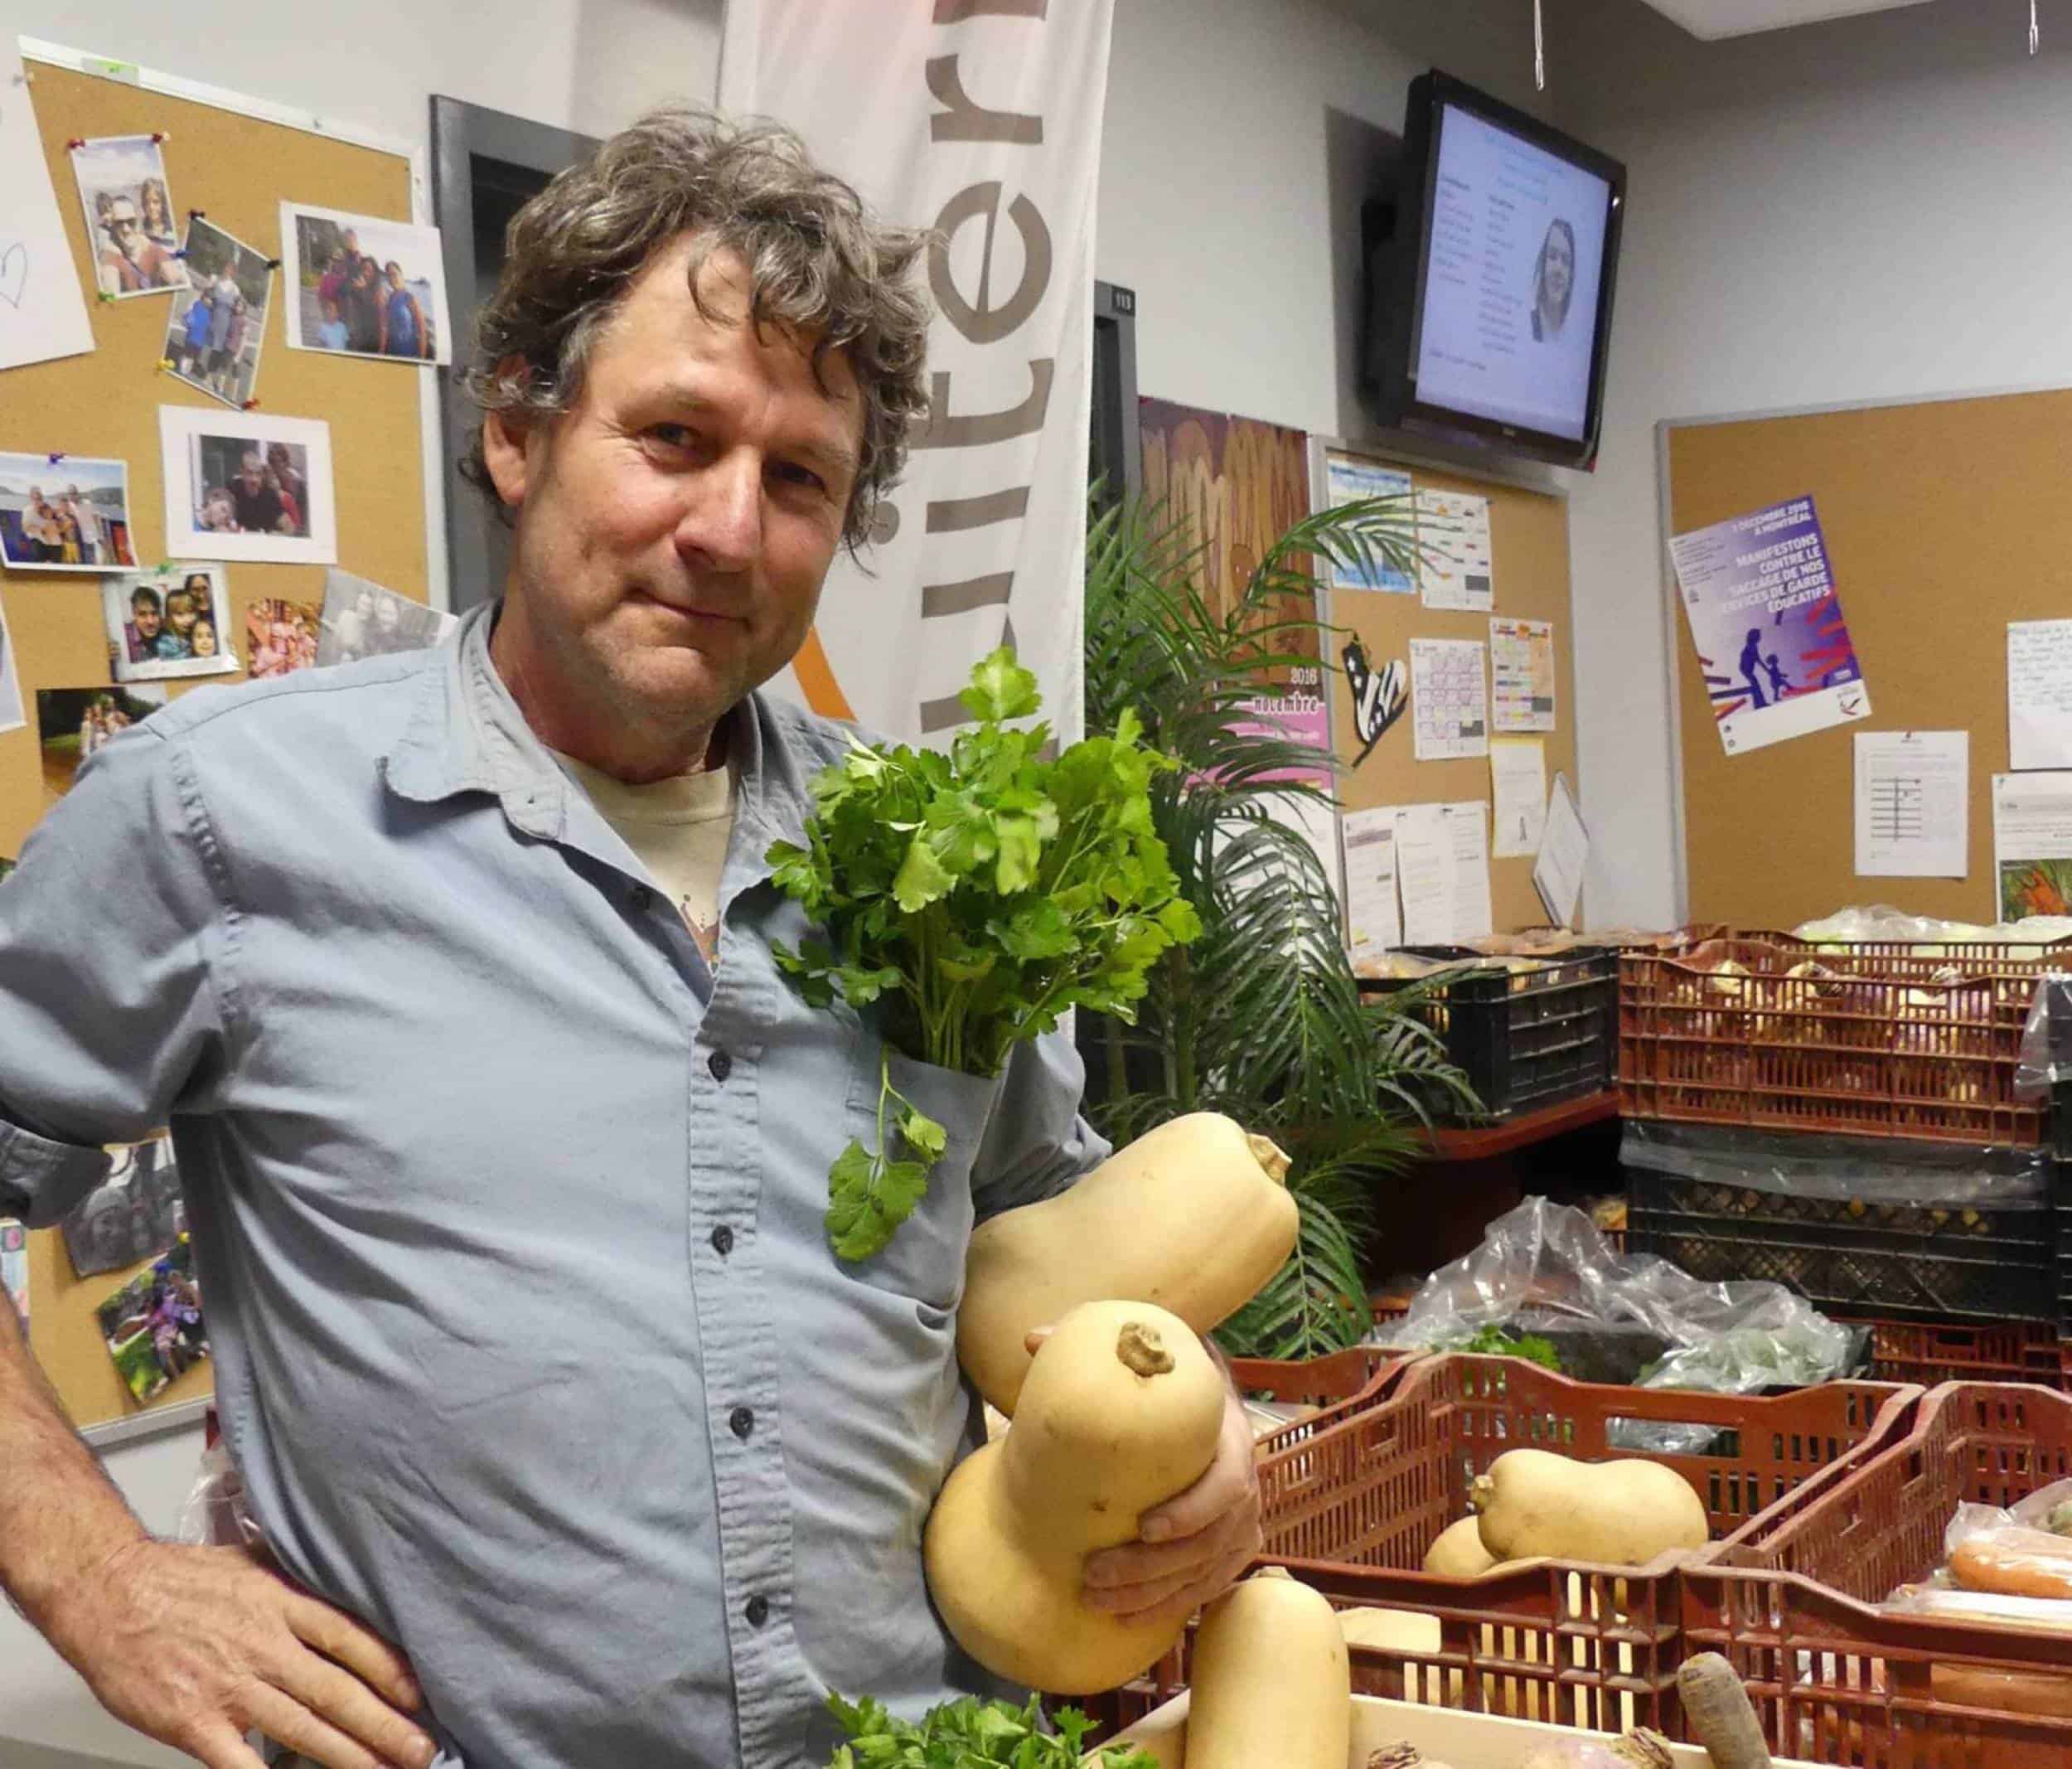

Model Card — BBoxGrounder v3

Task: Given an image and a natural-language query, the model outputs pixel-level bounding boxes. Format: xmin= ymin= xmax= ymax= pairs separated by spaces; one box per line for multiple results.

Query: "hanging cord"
xmin=1536 ymin=0 xmax=1547 ymax=90
xmin=2031 ymin=0 xmax=2040 ymax=54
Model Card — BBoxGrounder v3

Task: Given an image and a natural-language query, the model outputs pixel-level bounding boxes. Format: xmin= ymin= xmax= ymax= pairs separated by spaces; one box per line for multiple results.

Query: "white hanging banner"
xmin=719 ymin=0 xmax=1112 ymax=744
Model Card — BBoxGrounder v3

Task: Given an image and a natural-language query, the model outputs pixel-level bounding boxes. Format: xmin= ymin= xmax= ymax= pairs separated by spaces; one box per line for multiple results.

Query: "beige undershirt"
xmin=552 ymin=749 xmax=737 ymax=965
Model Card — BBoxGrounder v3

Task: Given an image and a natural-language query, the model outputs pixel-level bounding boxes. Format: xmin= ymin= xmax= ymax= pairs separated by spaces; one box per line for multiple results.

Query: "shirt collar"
xmin=380 ymin=601 xmax=800 ymax=852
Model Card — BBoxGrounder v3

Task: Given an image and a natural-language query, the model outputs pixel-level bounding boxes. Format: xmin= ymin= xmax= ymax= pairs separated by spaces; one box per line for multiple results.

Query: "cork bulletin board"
xmin=1311 ymin=439 xmax=1579 ymax=935
xmin=1663 ymin=390 xmax=2072 ymax=929
xmin=1 ymin=47 xmax=434 ymax=1435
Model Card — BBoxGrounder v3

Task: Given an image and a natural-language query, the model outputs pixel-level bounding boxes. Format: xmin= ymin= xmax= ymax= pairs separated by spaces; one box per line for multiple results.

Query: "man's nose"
xmin=679 ymin=450 xmax=762 ymax=574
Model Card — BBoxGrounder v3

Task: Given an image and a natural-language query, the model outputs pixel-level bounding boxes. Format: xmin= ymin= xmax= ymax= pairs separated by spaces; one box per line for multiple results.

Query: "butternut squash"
xmin=1188 ymin=1568 xmax=1349 ymax=1769
xmin=959 ymin=1113 xmax=1297 ymax=1414
xmin=1471 ymin=1450 xmax=1708 ymax=1568
xmin=1423 ymin=1515 xmax=1501 ymax=1578
xmin=924 ymin=1299 xmax=1226 ymax=1694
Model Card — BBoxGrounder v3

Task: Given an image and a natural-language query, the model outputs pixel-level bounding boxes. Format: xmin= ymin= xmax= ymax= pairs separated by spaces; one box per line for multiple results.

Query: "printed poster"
xmin=1415 ymin=488 xmax=1493 ymax=612
xmin=1489 ymin=617 xmax=1556 ymax=734
xmin=1992 ymin=772 xmax=2072 ymax=921
xmin=1668 ymin=494 xmax=1870 ymax=755
xmin=1410 ymin=637 xmax=1489 ymax=762
xmin=1341 ymin=807 xmax=1402 ymax=961
xmin=1322 ymin=450 xmax=1414 ymax=593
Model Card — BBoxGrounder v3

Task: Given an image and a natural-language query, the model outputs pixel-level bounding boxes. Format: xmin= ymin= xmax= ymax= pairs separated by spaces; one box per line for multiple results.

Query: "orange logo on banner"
xmin=790 ymin=623 xmax=853 ymax=720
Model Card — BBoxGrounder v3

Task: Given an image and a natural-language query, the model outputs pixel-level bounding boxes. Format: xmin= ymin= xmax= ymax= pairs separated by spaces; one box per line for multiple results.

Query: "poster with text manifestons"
xmin=1668 ymin=494 xmax=1871 ymax=756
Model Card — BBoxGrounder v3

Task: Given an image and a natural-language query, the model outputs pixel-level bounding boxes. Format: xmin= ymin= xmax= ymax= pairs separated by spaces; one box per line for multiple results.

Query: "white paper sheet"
xmin=1410 ymin=637 xmax=1489 ymax=761
xmin=1533 ymin=773 xmax=1590 ymax=928
xmin=1489 ymin=738 xmax=1547 ymax=859
xmin=1489 ymin=616 xmax=1556 ymax=734
xmin=1852 ymin=731 xmax=1968 ymax=878
xmin=1340 ymin=806 xmax=1402 ymax=958
xmin=1992 ymin=771 xmax=2072 ymax=922
xmin=1415 ymin=487 xmax=1493 ymax=612
xmin=0 ymin=590 xmax=23 ymax=734
xmin=1443 ymin=801 xmax=1494 ymax=940
xmin=1391 ymin=801 xmax=1492 ymax=945
xmin=0 ymin=1218 xmax=25 ymax=1326
xmin=2009 ymin=620 xmax=2072 ymax=773
xmin=0 ymin=44 xmax=95 ymax=372
xmin=1264 ymin=788 xmax=1341 ymax=890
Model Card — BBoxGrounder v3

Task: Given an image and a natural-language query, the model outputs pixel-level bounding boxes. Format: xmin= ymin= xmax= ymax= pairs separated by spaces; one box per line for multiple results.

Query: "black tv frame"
xmin=1371 ymin=70 xmax=1626 ymax=472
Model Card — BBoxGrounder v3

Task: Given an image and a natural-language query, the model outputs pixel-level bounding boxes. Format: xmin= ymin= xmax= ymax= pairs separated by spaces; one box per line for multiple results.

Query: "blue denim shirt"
xmin=0 ymin=606 xmax=1107 ymax=1767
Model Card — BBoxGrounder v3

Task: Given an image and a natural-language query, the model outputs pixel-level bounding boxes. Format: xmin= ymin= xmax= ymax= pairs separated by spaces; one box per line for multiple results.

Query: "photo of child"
xmin=159 ymin=216 xmax=274 ymax=410
xmin=162 ymin=408 xmax=336 ymax=565
xmin=244 ymin=597 xmax=322 ymax=679
xmin=61 ymin=1139 xmax=186 ymax=1279
xmin=0 ymin=452 xmax=138 ymax=574
xmin=283 ymin=202 xmax=452 ymax=365
xmin=36 ymin=684 xmax=169 ymax=805
xmin=95 ymin=1237 xmax=207 ymax=1406
xmin=317 ymin=567 xmax=455 ymax=667
xmin=104 ymin=565 xmax=237 ymax=683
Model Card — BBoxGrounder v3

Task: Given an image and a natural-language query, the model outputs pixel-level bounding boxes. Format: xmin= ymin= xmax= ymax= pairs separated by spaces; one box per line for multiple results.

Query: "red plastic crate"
xmin=1229 ymin=1345 xmax=1420 ymax=1460
xmin=1116 ymin=1354 xmax=1916 ymax=1740
xmin=1688 ymin=1382 xmax=2072 ymax=1765
xmin=1619 ymin=940 xmax=2045 ymax=1146
xmin=1846 ymin=1313 xmax=2072 ymax=1393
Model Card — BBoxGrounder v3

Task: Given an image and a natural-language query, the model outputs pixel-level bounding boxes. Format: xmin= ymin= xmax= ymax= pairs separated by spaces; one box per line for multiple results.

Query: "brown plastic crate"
xmin=1845 ymin=1314 xmax=2072 ymax=1393
xmin=1114 ymin=1354 xmax=1916 ymax=1740
xmin=1692 ymin=926 xmax=2072 ymax=966
xmin=1687 ymin=1383 xmax=2072 ymax=1764
xmin=1619 ymin=939 xmax=2045 ymax=1146
xmin=1230 ymin=1346 xmax=1420 ymax=1460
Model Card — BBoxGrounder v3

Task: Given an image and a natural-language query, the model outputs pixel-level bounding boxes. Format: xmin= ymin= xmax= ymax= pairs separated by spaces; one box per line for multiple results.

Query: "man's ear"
xmin=481 ymin=356 xmax=542 ymax=512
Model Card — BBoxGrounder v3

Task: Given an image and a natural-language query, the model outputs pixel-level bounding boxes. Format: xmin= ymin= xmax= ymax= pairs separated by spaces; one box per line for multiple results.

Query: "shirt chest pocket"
xmin=842 ymin=1040 xmax=1003 ymax=1317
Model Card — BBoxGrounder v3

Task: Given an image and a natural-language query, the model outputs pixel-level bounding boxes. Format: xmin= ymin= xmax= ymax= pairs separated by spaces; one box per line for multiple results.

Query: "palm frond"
xmin=1211 ymin=1189 xmax=1370 ymax=1362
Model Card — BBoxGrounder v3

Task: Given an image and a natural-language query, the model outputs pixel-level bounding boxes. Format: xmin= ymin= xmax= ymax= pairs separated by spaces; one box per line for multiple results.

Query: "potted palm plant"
xmin=1079 ymin=494 xmax=1479 ymax=1360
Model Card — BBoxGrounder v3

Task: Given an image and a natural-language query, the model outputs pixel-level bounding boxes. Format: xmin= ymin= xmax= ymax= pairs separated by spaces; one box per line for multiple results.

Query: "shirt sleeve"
xmin=969 ymin=1025 xmax=1111 ymax=1224
xmin=0 ymin=727 xmax=233 ymax=1225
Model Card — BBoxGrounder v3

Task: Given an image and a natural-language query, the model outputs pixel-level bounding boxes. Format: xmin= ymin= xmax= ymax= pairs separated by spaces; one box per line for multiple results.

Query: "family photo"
xmin=61 ymin=1139 xmax=186 ymax=1279
xmin=0 ymin=599 xmax=22 ymax=735
xmin=0 ymin=452 xmax=137 ymax=574
xmin=104 ymin=565 xmax=237 ymax=682
xmin=317 ymin=567 xmax=453 ymax=666
xmin=95 ymin=1238 xmax=207 ymax=1406
xmin=69 ymin=134 xmax=186 ymax=298
xmin=162 ymin=407 xmax=336 ymax=565
xmin=36 ymin=684 xmax=167 ymax=804
xmin=282 ymin=202 xmax=451 ymax=365
xmin=244 ymin=597 xmax=322 ymax=678
xmin=160 ymin=216 xmax=274 ymax=408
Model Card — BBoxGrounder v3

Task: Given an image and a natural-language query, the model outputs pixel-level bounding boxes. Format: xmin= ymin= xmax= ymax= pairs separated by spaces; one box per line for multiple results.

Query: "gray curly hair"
xmin=461 ymin=107 xmax=931 ymax=551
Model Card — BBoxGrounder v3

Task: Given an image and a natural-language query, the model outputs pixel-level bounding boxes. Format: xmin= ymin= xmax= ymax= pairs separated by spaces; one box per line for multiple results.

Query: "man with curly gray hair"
xmin=0 ymin=107 xmax=1266 ymax=1769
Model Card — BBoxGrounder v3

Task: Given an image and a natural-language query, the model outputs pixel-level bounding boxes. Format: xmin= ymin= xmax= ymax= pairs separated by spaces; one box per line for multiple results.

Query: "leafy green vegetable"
xmin=770 ymin=647 xmax=1199 ymax=1261
xmin=825 ymin=1691 xmax=1157 ymax=1768
xmin=1460 ymin=1325 xmax=1563 ymax=1372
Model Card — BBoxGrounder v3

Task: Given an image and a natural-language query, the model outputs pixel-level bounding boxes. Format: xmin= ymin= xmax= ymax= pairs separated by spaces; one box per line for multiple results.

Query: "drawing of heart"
xmin=0 ymin=241 xmax=27 ymax=308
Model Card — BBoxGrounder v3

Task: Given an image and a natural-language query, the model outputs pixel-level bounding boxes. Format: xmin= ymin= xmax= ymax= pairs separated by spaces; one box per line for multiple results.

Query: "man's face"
xmin=486 ymin=238 xmax=862 ymax=749
xmin=1544 ymin=230 xmax=1575 ymax=307
xmin=240 ymin=456 xmax=265 ymax=492
xmin=133 ymin=599 xmax=161 ymax=640
xmin=105 ymin=202 xmax=143 ymax=255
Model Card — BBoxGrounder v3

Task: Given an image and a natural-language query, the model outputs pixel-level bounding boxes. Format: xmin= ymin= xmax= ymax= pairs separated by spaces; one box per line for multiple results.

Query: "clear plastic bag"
xmin=1621 ymin=1117 xmax=2050 ymax=1209
xmin=2016 ymin=975 xmax=2072 ymax=1103
xmin=1380 ymin=1197 xmax=1853 ymax=1452
xmin=174 ymin=1437 xmax=268 ymax=1553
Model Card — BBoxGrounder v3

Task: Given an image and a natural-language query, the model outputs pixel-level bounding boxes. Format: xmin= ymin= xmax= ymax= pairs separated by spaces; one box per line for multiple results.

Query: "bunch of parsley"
xmin=825 ymin=1693 xmax=1156 ymax=1768
xmin=768 ymin=647 xmax=1199 ymax=1261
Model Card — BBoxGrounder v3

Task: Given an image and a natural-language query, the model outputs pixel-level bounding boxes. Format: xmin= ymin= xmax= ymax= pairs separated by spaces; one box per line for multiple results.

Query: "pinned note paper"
xmin=2009 ymin=620 xmax=2072 ymax=773
xmin=1393 ymin=801 xmax=1492 ymax=945
xmin=1532 ymin=774 xmax=1589 ymax=928
xmin=1341 ymin=807 xmax=1402 ymax=959
xmin=1490 ymin=737 xmax=1548 ymax=859
xmin=1853 ymin=731 xmax=1968 ymax=878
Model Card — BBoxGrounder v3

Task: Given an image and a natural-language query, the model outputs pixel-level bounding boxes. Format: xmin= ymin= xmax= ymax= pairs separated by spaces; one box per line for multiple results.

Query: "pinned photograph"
xmin=0 ymin=453 xmax=138 ymax=574
xmin=161 ymin=406 xmax=336 ymax=565
xmin=0 ymin=858 xmax=15 ymax=884
xmin=69 ymin=134 xmax=186 ymax=298
xmin=281 ymin=202 xmax=450 ymax=366
xmin=317 ymin=567 xmax=454 ymax=667
xmin=0 ymin=597 xmax=23 ymax=734
xmin=105 ymin=565 xmax=237 ymax=682
xmin=95 ymin=1236 xmax=207 ymax=1405
xmin=245 ymin=597 xmax=322 ymax=679
xmin=37 ymin=684 xmax=168 ymax=804
xmin=61 ymin=1138 xmax=186 ymax=1279
xmin=0 ymin=1217 xmax=25 ymax=1326
xmin=161 ymin=216 xmax=274 ymax=410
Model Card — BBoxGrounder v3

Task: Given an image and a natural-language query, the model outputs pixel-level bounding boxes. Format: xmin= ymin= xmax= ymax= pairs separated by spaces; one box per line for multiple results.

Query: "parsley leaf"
xmin=822 ymin=1690 xmax=1157 ymax=1768
xmin=771 ymin=647 xmax=1198 ymax=1262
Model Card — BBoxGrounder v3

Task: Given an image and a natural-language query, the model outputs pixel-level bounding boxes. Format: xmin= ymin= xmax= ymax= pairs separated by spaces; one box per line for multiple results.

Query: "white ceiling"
xmin=1634 ymin=0 xmax=1936 ymax=39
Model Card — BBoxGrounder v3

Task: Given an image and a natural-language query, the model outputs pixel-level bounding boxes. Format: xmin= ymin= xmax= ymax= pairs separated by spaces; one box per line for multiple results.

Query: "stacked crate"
xmin=1619 ymin=933 xmax=2072 ymax=1386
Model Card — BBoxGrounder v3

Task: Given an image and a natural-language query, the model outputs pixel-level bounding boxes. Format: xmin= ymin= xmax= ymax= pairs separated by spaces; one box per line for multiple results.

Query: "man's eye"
xmin=770 ymin=462 xmax=825 ymax=493
xmin=648 ymin=424 xmax=696 ymax=448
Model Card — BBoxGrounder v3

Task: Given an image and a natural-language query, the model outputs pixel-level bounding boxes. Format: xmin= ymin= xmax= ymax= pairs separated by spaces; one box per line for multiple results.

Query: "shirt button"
xmin=729 ymin=1405 xmax=754 ymax=1441
xmin=745 ymin=1594 xmax=770 ymax=1628
xmin=628 ymin=882 xmax=653 ymax=912
xmin=710 ymin=1224 xmax=734 ymax=1257
xmin=707 ymin=1048 xmax=733 ymax=1083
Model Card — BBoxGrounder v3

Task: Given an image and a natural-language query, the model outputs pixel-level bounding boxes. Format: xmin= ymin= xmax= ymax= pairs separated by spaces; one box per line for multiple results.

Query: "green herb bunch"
xmin=825 ymin=1692 xmax=1156 ymax=1769
xmin=768 ymin=647 xmax=1200 ymax=1262
xmin=1459 ymin=1324 xmax=1564 ymax=1372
